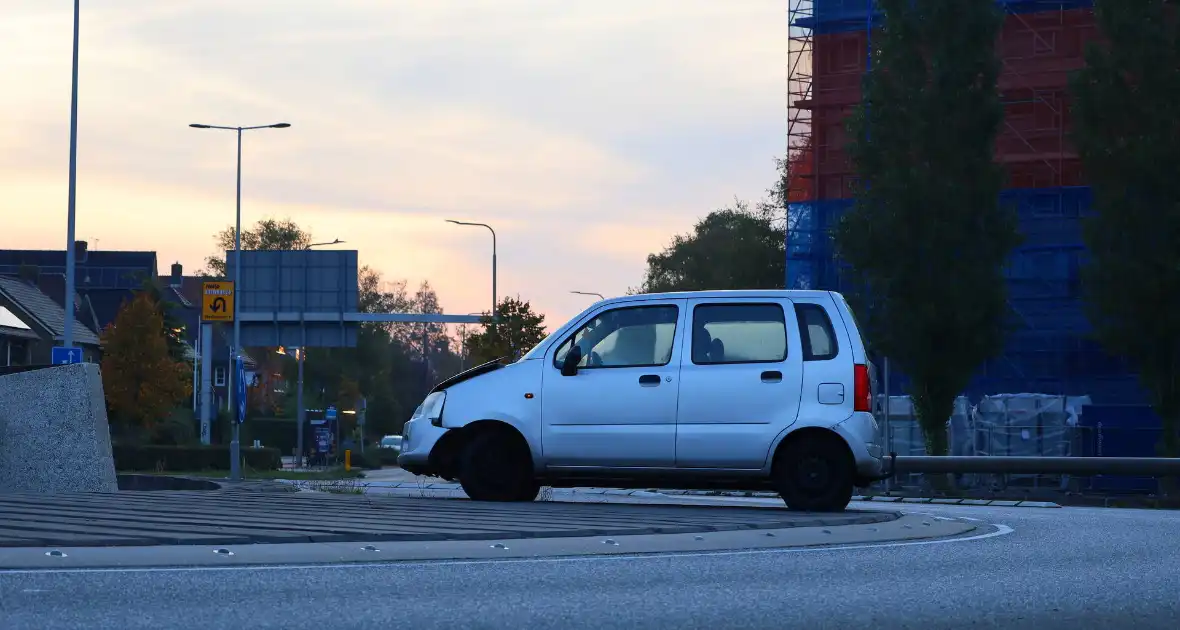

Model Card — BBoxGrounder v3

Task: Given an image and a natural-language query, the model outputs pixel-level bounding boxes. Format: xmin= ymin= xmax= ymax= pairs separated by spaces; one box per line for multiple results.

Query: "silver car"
xmin=399 ymin=290 xmax=884 ymax=512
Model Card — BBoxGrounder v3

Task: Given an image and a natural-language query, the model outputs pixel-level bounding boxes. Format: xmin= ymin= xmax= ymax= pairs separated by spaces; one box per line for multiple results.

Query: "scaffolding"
xmin=784 ymin=1 xmax=1144 ymax=403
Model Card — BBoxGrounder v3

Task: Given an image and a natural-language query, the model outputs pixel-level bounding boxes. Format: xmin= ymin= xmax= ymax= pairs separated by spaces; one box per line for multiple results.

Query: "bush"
xmin=241 ymin=417 xmax=298 ymax=453
xmin=353 ymin=449 xmax=384 ymax=470
xmin=152 ymin=408 xmax=199 ymax=445
xmin=114 ymin=444 xmax=282 ymax=472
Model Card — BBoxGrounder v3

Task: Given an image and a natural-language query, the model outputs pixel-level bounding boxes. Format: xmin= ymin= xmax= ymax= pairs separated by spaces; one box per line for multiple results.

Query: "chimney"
xmin=74 ymin=240 xmax=88 ymax=263
xmin=170 ymin=262 xmax=183 ymax=288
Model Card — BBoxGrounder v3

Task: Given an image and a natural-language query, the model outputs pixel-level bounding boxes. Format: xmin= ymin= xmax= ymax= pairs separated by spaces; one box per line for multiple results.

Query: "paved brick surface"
xmin=0 ymin=491 xmax=897 ymax=548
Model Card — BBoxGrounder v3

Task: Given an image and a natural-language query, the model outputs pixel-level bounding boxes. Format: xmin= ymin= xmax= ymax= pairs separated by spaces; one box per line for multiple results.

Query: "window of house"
xmin=214 ymin=367 xmax=226 ymax=387
xmin=691 ymin=304 xmax=787 ymax=365
xmin=554 ymin=305 xmax=679 ymax=369
xmin=795 ymin=303 xmax=840 ymax=361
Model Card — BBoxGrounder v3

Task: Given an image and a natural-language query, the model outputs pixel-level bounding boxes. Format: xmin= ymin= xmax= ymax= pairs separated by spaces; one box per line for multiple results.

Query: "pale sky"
xmin=1 ymin=0 xmax=788 ymax=329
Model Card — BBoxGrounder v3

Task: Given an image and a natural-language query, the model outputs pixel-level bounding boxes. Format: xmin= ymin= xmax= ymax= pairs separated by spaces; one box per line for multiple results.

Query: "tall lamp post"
xmin=570 ymin=290 xmax=605 ymax=301
xmin=189 ymin=121 xmax=290 ymax=482
xmin=63 ymin=0 xmax=81 ymax=349
xmin=445 ymin=220 xmax=497 ymax=320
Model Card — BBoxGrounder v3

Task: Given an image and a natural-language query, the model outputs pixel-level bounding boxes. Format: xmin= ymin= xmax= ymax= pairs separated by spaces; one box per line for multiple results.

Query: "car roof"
xmin=604 ymin=289 xmax=835 ymax=305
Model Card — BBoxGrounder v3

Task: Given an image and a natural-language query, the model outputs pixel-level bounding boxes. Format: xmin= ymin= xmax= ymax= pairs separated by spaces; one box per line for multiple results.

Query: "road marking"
xmin=0 ymin=524 xmax=1014 ymax=576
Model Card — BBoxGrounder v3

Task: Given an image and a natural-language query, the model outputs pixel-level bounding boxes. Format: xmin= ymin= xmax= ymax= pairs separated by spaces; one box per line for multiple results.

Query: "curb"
xmin=852 ymin=495 xmax=1061 ymax=508
xmin=0 ymin=513 xmax=969 ymax=570
xmin=353 ymin=481 xmax=1063 ymax=508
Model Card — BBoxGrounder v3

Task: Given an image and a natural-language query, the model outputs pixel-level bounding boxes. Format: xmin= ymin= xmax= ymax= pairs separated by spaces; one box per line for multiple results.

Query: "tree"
xmin=131 ymin=273 xmax=188 ymax=362
xmin=101 ymin=294 xmax=192 ymax=435
xmin=202 ymin=217 xmax=313 ymax=277
xmin=466 ymin=297 xmax=548 ymax=365
xmin=833 ymin=0 xmax=1019 ymax=456
xmin=638 ymin=199 xmax=786 ymax=293
xmin=1070 ymin=0 xmax=1180 ymax=463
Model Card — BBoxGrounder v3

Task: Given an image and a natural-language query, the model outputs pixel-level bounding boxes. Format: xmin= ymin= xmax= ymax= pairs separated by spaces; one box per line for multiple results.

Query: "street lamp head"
xmin=189 ymin=123 xmax=211 ymax=128
xmin=445 ymin=219 xmax=462 ymax=225
xmin=271 ymin=123 xmax=292 ymax=128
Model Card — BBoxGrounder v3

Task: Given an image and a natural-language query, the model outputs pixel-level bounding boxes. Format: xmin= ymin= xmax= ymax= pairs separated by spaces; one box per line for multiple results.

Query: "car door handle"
xmin=761 ymin=370 xmax=783 ymax=383
xmin=638 ymin=374 xmax=661 ymax=386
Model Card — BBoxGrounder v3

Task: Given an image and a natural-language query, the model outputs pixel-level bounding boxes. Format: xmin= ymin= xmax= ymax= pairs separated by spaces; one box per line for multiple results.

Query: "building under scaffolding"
xmin=785 ymin=0 xmax=1161 ymax=474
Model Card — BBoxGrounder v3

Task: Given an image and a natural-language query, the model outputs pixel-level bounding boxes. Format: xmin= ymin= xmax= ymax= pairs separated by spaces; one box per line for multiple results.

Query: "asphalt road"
xmin=2 ymin=501 xmax=1177 ymax=629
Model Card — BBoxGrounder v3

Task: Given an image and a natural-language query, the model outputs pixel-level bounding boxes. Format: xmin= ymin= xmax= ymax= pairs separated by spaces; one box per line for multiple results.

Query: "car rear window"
xmin=795 ymin=303 xmax=839 ymax=361
xmin=691 ymin=303 xmax=788 ymax=365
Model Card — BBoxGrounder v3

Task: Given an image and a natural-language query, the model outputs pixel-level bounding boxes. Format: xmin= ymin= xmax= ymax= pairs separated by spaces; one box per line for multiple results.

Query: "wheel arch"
xmin=429 ymin=419 xmax=535 ymax=480
xmin=770 ymin=425 xmax=855 ymax=477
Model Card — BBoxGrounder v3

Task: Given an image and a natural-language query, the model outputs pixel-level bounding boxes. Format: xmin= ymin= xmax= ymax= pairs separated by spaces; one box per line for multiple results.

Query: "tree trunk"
xmin=911 ymin=387 xmax=955 ymax=493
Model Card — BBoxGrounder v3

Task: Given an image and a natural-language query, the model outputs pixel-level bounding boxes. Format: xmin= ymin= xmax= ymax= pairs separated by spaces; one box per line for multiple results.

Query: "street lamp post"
xmin=190 ymin=121 xmax=290 ymax=482
xmin=571 ymin=290 xmax=605 ymax=301
xmin=445 ymin=220 xmax=497 ymax=321
xmin=63 ymin=0 xmax=81 ymax=349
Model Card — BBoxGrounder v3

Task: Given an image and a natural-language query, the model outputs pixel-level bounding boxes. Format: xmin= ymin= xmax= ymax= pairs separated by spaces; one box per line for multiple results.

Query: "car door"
xmin=541 ymin=300 xmax=686 ymax=468
xmin=675 ymin=297 xmax=804 ymax=469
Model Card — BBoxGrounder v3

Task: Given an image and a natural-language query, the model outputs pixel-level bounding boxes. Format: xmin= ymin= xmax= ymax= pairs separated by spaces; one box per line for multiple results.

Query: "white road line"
xmin=0 ymin=524 xmax=1015 ymax=576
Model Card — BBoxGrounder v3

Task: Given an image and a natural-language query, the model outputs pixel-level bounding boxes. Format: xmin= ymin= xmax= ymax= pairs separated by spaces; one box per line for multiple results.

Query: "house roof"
xmin=0 ymin=305 xmax=40 ymax=341
xmin=0 ymin=249 xmax=157 ymax=291
xmin=0 ymin=276 xmax=101 ymax=346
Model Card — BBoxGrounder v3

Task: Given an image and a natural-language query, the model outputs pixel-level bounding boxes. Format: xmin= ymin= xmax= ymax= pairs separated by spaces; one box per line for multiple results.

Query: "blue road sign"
xmin=51 ymin=347 xmax=83 ymax=365
xmin=326 ymin=406 xmax=337 ymax=422
xmin=236 ymin=355 xmax=247 ymax=424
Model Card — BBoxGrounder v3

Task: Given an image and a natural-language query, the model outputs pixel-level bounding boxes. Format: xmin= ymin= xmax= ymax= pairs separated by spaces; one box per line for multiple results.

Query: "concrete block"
xmin=0 ymin=364 xmax=117 ymax=493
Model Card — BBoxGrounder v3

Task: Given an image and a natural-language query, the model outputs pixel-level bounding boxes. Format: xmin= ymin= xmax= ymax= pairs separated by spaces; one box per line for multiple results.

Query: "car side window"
xmin=553 ymin=305 xmax=679 ymax=369
xmin=691 ymin=303 xmax=787 ymax=365
xmin=795 ymin=303 xmax=839 ymax=361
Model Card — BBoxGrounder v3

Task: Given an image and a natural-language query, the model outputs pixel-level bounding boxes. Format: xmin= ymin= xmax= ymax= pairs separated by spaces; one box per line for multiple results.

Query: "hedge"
xmin=114 ymin=444 xmax=282 ymax=472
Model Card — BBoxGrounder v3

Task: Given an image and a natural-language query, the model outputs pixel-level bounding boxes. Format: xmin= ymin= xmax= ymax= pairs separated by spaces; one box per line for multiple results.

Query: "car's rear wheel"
xmin=774 ymin=434 xmax=854 ymax=512
xmin=458 ymin=428 xmax=540 ymax=502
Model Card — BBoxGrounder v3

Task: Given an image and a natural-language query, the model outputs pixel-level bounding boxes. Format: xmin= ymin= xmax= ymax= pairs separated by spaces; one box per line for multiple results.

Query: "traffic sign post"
xmin=230 ymin=353 xmax=246 ymax=482
xmin=51 ymin=347 xmax=83 ymax=365
xmin=326 ymin=406 xmax=338 ymax=464
xmin=201 ymin=281 xmax=235 ymax=322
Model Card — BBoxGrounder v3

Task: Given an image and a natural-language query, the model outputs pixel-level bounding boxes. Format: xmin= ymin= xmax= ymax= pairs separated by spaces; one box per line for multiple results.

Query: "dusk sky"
xmin=2 ymin=0 xmax=788 ymax=329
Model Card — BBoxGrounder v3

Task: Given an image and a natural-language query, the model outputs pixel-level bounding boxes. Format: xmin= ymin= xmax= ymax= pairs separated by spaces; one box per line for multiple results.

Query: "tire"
xmin=457 ymin=429 xmax=540 ymax=502
xmin=774 ymin=434 xmax=855 ymax=512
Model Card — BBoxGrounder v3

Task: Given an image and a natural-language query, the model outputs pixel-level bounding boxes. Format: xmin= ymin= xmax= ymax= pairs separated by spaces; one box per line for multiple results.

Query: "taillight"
xmin=854 ymin=364 xmax=872 ymax=412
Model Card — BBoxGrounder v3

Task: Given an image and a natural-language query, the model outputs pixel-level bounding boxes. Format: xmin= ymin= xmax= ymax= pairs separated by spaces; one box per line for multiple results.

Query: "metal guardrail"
xmin=887 ymin=455 xmax=1180 ymax=477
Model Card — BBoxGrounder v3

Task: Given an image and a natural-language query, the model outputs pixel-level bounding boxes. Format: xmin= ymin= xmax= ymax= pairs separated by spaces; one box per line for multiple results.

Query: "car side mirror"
xmin=561 ymin=345 xmax=583 ymax=377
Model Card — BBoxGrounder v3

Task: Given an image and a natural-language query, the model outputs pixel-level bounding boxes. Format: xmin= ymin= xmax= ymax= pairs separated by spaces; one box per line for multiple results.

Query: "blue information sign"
xmin=326 ymin=406 xmax=337 ymax=421
xmin=51 ymin=347 xmax=83 ymax=365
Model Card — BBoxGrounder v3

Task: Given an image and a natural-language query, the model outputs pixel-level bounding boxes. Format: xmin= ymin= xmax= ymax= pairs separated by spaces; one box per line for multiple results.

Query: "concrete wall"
xmin=0 ymin=363 xmax=117 ymax=492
